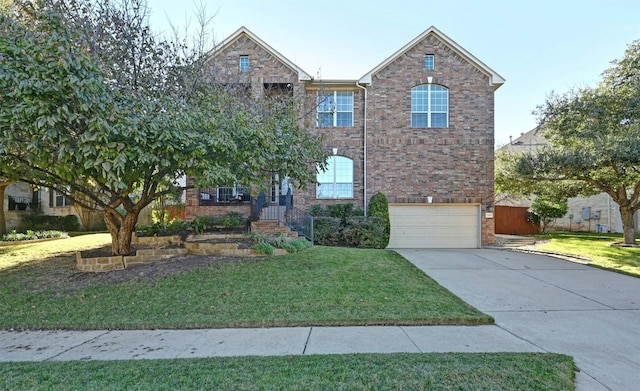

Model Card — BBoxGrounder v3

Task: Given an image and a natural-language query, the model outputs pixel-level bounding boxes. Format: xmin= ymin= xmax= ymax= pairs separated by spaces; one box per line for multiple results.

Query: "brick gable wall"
xmin=363 ymin=35 xmax=495 ymax=244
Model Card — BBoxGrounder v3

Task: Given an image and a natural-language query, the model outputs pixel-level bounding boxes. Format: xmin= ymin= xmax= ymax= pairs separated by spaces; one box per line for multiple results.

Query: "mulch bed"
xmin=15 ymin=237 xmax=260 ymax=294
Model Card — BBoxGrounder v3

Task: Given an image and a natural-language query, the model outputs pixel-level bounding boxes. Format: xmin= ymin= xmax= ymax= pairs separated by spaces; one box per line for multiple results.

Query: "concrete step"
xmin=494 ymin=235 xmax=537 ymax=247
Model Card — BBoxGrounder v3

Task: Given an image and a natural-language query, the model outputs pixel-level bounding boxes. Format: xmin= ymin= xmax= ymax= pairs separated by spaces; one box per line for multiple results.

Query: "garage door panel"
xmin=390 ymin=215 xmax=478 ymax=228
xmin=388 ymin=205 xmax=480 ymax=249
xmin=391 ymin=207 xmax=476 ymax=217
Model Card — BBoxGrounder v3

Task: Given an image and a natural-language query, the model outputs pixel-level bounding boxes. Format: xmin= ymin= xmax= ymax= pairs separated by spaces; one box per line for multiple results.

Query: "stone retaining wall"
xmin=77 ymin=235 xmax=288 ymax=272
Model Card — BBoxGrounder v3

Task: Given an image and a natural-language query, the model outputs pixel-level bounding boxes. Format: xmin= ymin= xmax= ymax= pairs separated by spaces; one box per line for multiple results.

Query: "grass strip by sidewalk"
xmin=0 ymin=246 xmax=492 ymax=329
xmin=537 ymin=232 xmax=640 ymax=277
xmin=0 ymin=353 xmax=575 ymax=391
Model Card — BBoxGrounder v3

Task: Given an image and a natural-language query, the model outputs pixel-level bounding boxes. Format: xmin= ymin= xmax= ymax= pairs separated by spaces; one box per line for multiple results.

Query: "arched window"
xmin=316 ymin=156 xmax=354 ymax=199
xmin=411 ymin=84 xmax=449 ymax=128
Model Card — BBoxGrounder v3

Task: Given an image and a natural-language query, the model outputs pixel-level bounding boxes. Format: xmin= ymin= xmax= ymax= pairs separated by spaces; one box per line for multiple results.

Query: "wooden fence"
xmin=495 ymin=206 xmax=540 ymax=235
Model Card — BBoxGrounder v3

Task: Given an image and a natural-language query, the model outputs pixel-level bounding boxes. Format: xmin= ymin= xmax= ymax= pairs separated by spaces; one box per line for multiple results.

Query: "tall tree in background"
xmin=0 ymin=0 xmax=326 ymax=255
xmin=496 ymin=39 xmax=640 ymax=244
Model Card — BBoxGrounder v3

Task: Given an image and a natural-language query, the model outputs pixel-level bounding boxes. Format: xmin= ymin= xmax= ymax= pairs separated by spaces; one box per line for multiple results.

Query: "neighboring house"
xmin=3 ymin=182 xmax=76 ymax=231
xmin=3 ymin=182 xmax=153 ymax=232
xmin=497 ymin=127 xmax=636 ymax=233
xmin=185 ymin=26 xmax=504 ymax=248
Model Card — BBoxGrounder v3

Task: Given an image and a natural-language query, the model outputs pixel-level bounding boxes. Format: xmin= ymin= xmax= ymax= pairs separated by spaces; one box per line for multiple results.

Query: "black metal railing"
xmin=284 ymin=207 xmax=314 ymax=242
xmin=251 ymin=192 xmax=267 ymax=221
xmin=251 ymin=189 xmax=293 ymax=221
xmin=199 ymin=187 xmax=251 ymax=206
xmin=8 ymin=196 xmax=39 ymax=211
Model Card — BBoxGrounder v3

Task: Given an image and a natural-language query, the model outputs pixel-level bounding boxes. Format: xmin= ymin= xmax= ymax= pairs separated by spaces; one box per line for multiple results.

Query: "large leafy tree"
xmin=0 ymin=0 xmax=326 ymax=255
xmin=497 ymin=39 xmax=640 ymax=244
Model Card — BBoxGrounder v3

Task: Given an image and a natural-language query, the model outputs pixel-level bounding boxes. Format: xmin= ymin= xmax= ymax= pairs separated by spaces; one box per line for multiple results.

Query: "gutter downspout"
xmin=356 ymin=81 xmax=368 ymax=215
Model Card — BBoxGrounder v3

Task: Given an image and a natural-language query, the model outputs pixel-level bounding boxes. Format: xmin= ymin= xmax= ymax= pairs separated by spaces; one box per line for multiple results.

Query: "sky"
xmin=147 ymin=0 xmax=640 ymax=147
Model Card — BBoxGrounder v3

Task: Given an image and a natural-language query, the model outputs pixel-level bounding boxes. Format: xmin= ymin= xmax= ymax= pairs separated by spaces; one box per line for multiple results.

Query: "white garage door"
xmin=388 ymin=204 xmax=480 ymax=248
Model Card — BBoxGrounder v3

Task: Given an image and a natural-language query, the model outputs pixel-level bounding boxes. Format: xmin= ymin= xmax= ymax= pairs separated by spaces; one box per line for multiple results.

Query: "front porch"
xmin=185 ymin=185 xmax=313 ymax=241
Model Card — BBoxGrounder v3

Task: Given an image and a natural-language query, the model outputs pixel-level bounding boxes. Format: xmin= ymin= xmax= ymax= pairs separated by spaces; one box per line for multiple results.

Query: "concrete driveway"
xmin=396 ymin=248 xmax=640 ymax=391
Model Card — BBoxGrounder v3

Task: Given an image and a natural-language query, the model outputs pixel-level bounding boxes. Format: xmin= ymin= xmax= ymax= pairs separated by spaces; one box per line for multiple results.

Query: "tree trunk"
xmin=619 ymin=205 xmax=636 ymax=245
xmin=104 ymin=209 xmax=140 ymax=256
xmin=0 ymin=184 xmax=7 ymax=235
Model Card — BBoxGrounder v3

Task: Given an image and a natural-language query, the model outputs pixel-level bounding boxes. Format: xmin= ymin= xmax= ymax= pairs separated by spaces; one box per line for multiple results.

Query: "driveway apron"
xmin=396 ymin=248 xmax=640 ymax=391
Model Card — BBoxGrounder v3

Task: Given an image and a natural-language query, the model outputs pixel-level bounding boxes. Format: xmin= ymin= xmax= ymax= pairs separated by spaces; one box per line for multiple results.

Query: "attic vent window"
xmin=424 ymin=54 xmax=435 ymax=70
xmin=239 ymin=55 xmax=250 ymax=72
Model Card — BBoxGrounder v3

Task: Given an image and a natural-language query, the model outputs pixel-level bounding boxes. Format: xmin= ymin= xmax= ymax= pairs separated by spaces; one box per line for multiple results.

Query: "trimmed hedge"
xmin=19 ymin=214 xmax=80 ymax=232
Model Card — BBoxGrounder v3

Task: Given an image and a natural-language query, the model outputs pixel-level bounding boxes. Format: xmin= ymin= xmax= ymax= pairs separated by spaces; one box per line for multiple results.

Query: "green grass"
xmin=0 ymin=233 xmax=112 ymax=270
xmin=537 ymin=232 xmax=640 ymax=277
xmin=0 ymin=245 xmax=492 ymax=329
xmin=0 ymin=353 xmax=575 ymax=391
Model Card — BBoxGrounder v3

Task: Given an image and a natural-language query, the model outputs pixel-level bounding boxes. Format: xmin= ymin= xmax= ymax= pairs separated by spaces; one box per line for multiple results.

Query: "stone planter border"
xmin=77 ymin=234 xmax=289 ymax=272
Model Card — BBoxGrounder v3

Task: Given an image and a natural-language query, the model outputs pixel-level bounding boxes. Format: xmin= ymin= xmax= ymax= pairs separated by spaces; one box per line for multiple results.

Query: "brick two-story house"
xmin=185 ymin=26 xmax=504 ymax=248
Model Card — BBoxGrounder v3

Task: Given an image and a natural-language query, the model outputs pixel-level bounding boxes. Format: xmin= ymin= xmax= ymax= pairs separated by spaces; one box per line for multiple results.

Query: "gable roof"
xmin=499 ymin=126 xmax=547 ymax=153
xmin=358 ymin=26 xmax=505 ymax=90
xmin=208 ymin=26 xmax=313 ymax=81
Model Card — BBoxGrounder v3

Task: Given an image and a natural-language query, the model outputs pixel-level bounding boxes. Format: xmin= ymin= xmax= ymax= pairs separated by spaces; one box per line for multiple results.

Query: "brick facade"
xmin=186 ymin=26 xmax=504 ymax=246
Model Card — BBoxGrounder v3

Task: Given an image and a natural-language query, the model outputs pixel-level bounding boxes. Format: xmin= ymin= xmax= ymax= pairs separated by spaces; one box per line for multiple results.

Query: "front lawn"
xmin=0 ymin=353 xmax=575 ymax=391
xmin=0 ymin=233 xmax=112 ymax=271
xmin=0 ymin=243 xmax=492 ymax=329
xmin=537 ymin=232 xmax=640 ymax=277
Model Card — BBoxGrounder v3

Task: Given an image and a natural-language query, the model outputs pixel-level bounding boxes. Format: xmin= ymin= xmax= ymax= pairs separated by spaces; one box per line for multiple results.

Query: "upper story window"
xmin=424 ymin=54 xmax=435 ymax=70
xmin=239 ymin=55 xmax=250 ymax=72
xmin=316 ymin=156 xmax=354 ymax=199
xmin=411 ymin=84 xmax=449 ymax=128
xmin=317 ymin=91 xmax=353 ymax=127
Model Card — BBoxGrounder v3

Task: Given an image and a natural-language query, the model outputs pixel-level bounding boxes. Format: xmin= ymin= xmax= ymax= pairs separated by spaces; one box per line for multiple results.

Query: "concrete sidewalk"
xmin=2 ymin=248 xmax=639 ymax=390
xmin=0 ymin=324 xmax=541 ymax=362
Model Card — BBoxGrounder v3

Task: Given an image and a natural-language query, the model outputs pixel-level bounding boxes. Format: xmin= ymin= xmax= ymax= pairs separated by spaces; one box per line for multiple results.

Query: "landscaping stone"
xmin=77 ymin=233 xmax=290 ymax=272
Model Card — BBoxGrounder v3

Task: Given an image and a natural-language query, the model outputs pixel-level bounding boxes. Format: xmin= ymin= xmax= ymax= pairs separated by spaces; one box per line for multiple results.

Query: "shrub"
xmin=268 ymin=233 xmax=291 ymax=248
xmin=191 ymin=216 xmax=222 ymax=234
xmin=166 ymin=220 xmax=189 ymax=240
xmin=1 ymin=229 xmax=68 ymax=242
xmin=313 ymin=216 xmax=343 ymax=246
xmin=191 ymin=213 xmax=247 ymax=234
xmin=367 ymin=192 xmax=390 ymax=247
xmin=343 ymin=216 xmax=387 ymax=249
xmin=290 ymin=239 xmax=312 ymax=251
xmin=309 ymin=201 xmax=388 ymax=248
xmin=135 ymin=219 xmax=188 ymax=237
xmin=222 ymin=211 xmax=245 ymax=230
xmin=280 ymin=241 xmax=298 ymax=253
xmin=529 ymin=197 xmax=568 ymax=233
xmin=245 ymin=231 xmax=269 ymax=244
xmin=308 ymin=204 xmax=327 ymax=217
xmin=19 ymin=214 xmax=80 ymax=232
xmin=252 ymin=242 xmax=274 ymax=255
xmin=326 ymin=203 xmax=363 ymax=224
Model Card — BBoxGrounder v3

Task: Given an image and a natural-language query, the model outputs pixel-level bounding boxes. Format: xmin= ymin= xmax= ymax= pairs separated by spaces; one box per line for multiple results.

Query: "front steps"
xmin=250 ymin=220 xmax=299 ymax=238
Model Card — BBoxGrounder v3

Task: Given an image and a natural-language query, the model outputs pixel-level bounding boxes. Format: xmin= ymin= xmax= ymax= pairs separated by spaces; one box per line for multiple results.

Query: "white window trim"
xmin=317 ymin=91 xmax=354 ymax=127
xmin=425 ymin=54 xmax=435 ymax=70
xmin=53 ymin=189 xmax=72 ymax=207
xmin=411 ymin=84 xmax=449 ymax=128
xmin=316 ymin=155 xmax=354 ymax=199
xmin=239 ymin=55 xmax=249 ymax=72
